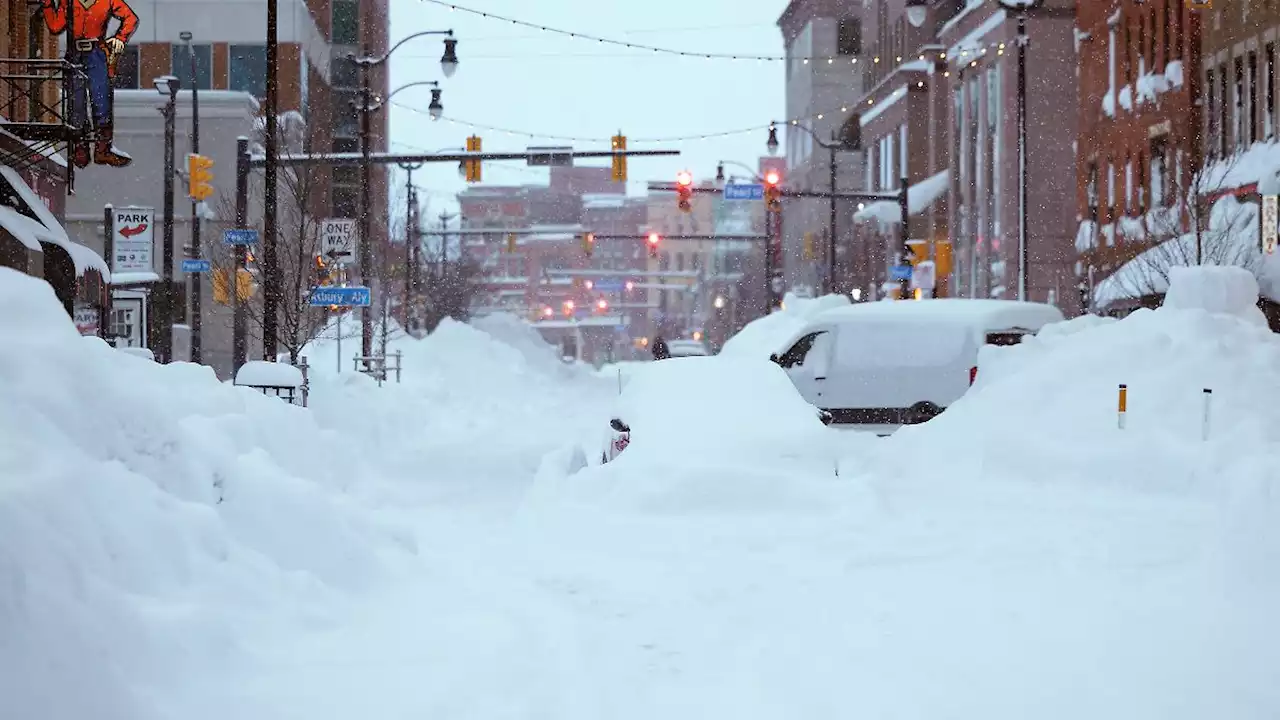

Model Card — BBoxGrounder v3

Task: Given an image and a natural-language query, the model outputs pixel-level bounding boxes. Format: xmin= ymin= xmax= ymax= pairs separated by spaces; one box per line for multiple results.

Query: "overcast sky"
xmin=388 ymin=0 xmax=786 ymax=217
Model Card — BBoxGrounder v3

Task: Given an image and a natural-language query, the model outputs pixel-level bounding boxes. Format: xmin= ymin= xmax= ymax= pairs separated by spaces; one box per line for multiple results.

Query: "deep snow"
xmin=3 ymin=265 xmax=1279 ymax=719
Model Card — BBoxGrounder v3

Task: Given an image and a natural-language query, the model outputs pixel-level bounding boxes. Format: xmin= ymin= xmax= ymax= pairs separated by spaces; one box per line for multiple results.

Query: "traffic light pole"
xmin=898 ymin=176 xmax=911 ymax=300
xmin=187 ymin=44 xmax=202 ymax=364
xmin=357 ymin=48 xmax=374 ymax=359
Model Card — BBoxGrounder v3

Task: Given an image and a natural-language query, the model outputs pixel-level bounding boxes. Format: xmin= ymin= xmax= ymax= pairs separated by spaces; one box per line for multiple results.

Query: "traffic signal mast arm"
xmin=246 ymin=148 xmax=679 ymax=168
xmin=648 ymin=181 xmax=906 ymax=201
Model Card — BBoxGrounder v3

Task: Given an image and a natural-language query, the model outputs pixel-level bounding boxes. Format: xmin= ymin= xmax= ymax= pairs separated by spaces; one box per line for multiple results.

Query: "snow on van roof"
xmin=815 ymin=298 xmax=1065 ymax=330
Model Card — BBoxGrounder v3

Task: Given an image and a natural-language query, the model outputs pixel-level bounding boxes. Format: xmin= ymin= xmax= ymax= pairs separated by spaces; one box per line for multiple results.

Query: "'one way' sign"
xmin=321 ymin=218 xmax=357 ymax=264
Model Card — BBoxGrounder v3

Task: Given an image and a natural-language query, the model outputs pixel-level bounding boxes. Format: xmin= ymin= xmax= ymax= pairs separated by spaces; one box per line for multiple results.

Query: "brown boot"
xmin=93 ymin=124 xmax=132 ymax=167
xmin=72 ymin=141 xmax=91 ymax=168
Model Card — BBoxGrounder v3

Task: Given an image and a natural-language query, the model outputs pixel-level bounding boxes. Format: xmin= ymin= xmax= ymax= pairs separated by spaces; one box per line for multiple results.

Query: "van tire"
xmin=905 ymin=402 xmax=942 ymax=425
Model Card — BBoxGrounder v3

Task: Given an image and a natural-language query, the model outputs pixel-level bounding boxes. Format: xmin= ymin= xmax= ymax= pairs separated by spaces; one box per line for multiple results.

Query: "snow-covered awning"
xmin=0 ymin=166 xmax=109 ymax=280
xmin=854 ymin=170 xmax=950 ymax=223
xmin=1095 ymin=194 xmax=1280 ymax=306
xmin=1201 ymin=139 xmax=1280 ymax=195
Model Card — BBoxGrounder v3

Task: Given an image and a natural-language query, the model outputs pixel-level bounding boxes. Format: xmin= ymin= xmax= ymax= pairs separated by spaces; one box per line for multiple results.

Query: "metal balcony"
xmin=0 ymin=57 xmax=92 ymax=192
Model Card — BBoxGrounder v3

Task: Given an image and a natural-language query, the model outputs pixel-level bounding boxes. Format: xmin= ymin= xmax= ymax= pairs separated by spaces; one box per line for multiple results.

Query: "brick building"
xmin=1075 ymin=0 xmax=1201 ymax=308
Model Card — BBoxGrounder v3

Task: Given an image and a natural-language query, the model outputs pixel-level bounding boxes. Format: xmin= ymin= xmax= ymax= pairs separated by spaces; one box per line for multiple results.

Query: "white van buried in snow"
xmin=772 ymin=299 xmax=1064 ymax=429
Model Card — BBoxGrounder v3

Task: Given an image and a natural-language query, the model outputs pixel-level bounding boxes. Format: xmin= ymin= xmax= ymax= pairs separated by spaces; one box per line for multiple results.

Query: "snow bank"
xmin=0 ymin=268 xmax=410 ymax=720
xmin=719 ymin=291 xmax=851 ymax=359
xmin=828 ymin=267 xmax=1280 ymax=713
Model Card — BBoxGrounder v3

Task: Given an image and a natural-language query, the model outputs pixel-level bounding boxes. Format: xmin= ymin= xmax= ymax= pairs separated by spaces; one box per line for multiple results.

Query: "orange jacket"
xmin=43 ymin=0 xmax=139 ymax=44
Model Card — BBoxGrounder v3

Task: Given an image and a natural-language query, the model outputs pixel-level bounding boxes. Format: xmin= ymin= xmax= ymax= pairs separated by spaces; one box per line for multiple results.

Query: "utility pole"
xmin=183 ymin=31 xmax=203 ymax=364
xmin=827 ymin=132 xmax=839 ymax=294
xmin=357 ymin=45 xmax=376 ymax=358
xmin=159 ymin=82 xmax=178 ymax=363
xmin=233 ymin=136 xmax=249 ymax=372
xmin=399 ymin=162 xmax=422 ymax=330
xmin=262 ymin=0 xmax=281 ymax=361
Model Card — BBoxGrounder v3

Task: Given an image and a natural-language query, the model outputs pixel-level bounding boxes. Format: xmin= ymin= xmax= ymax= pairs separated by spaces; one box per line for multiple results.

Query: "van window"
xmin=777 ymin=331 xmax=826 ymax=368
xmin=985 ymin=330 xmax=1031 ymax=346
xmin=836 ymin=321 xmax=969 ymax=368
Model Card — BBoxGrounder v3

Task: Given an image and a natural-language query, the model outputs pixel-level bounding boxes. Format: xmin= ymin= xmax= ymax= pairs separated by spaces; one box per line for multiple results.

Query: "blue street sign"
xmin=890 ymin=265 xmax=913 ymax=281
xmin=308 ymin=286 xmax=372 ymax=307
xmin=181 ymin=259 xmax=210 ymax=273
xmin=592 ymin=278 xmax=625 ymax=293
xmin=723 ymin=183 xmax=764 ymax=201
xmin=224 ymin=229 xmax=259 ymax=246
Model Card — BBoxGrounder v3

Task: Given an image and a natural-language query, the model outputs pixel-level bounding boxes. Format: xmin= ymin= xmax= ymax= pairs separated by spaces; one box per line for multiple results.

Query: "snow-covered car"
xmin=597 ymin=355 xmax=834 ymax=466
xmin=666 ymin=339 xmax=710 ymax=358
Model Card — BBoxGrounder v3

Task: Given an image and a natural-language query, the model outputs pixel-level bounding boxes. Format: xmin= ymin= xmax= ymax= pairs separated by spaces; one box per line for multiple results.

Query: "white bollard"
xmin=1117 ymin=383 xmax=1128 ymax=430
xmin=1202 ymin=388 xmax=1212 ymax=441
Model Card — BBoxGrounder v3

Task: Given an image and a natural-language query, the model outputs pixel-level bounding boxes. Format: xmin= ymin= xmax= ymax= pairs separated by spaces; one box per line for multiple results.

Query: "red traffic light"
xmin=647 ymin=232 xmax=661 ymax=246
xmin=676 ymin=170 xmax=693 ymax=187
xmin=596 ymin=298 xmax=609 ymax=311
xmin=764 ymin=170 xmax=780 ymax=186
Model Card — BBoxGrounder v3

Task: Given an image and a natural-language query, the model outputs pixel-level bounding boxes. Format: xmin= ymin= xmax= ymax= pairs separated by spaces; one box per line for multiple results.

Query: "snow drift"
xmin=0 ymin=269 xmax=412 ymax=720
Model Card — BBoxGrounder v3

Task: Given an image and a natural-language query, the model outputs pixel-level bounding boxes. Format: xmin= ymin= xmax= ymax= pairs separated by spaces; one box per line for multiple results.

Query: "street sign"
xmin=224 ymin=229 xmax=259 ymax=246
xmin=527 ymin=146 xmax=573 ymax=167
xmin=111 ymin=206 xmax=154 ymax=274
xmin=890 ymin=265 xmax=913 ymax=281
xmin=911 ymin=260 xmax=936 ymax=291
xmin=1263 ymin=195 xmax=1278 ymax=255
xmin=181 ymin=259 xmax=211 ymax=273
xmin=592 ymin=278 xmax=625 ymax=292
xmin=321 ymin=218 xmax=357 ymax=264
xmin=723 ymin=183 xmax=764 ymax=201
xmin=308 ymin=285 xmax=371 ymax=307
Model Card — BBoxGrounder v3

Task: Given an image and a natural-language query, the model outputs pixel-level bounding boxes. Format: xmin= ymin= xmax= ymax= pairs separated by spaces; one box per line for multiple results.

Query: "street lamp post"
xmin=154 ymin=74 xmax=180 ymax=363
xmin=349 ymin=31 xmax=456 ymax=358
xmin=181 ymin=31 xmax=203 ymax=364
xmin=997 ymin=0 xmax=1043 ymax=301
xmin=768 ymin=122 xmax=859 ymax=296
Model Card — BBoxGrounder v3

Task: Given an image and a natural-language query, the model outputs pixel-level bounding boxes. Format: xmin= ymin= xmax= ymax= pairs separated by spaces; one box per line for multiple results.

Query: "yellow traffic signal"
xmin=506 ymin=232 xmax=518 ymax=253
xmin=802 ymin=232 xmax=815 ymax=260
xmin=906 ymin=239 xmax=928 ymax=265
xmin=465 ymin=135 xmax=482 ymax=182
xmin=187 ymin=153 xmax=215 ymax=201
xmin=212 ymin=268 xmax=254 ymax=304
xmin=582 ymin=232 xmax=595 ymax=257
xmin=934 ymin=240 xmax=953 ymax=276
xmin=611 ymin=132 xmax=627 ymax=182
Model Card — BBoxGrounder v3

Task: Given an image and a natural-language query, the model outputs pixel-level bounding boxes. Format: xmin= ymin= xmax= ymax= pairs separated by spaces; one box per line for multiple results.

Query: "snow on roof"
xmin=235 ymin=360 xmax=304 ymax=388
xmin=854 ymin=170 xmax=950 ymax=223
xmin=1095 ymin=195 xmax=1280 ymax=306
xmin=0 ymin=168 xmax=109 ymax=278
xmin=861 ymin=85 xmax=908 ymax=127
xmin=816 ymin=298 xmax=1065 ymax=331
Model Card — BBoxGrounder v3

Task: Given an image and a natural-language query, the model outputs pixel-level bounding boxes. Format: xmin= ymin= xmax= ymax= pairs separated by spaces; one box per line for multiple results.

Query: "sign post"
xmin=111 ymin=206 xmax=155 ymax=276
xmin=321 ymin=218 xmax=357 ymax=265
xmin=1262 ymin=195 xmax=1277 ymax=255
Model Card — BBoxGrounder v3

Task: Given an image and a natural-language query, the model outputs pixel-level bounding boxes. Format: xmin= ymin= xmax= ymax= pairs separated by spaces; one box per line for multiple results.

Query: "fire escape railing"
xmin=0 ymin=57 xmax=92 ymax=193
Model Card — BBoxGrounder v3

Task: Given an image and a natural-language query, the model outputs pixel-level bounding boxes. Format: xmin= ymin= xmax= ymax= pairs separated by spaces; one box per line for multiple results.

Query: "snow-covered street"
xmin=3 ymin=266 xmax=1280 ymax=720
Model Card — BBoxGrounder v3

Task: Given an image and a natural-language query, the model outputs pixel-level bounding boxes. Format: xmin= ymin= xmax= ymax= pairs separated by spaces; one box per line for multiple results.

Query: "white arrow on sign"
xmin=321 ymin=218 xmax=358 ymax=264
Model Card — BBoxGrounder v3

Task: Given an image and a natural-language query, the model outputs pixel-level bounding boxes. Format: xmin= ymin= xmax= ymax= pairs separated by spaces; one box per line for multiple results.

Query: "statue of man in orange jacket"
xmin=41 ymin=0 xmax=139 ymax=168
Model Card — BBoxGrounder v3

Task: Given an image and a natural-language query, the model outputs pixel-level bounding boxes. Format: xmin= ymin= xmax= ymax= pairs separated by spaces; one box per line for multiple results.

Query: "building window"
xmin=1107 ymin=159 xmax=1116 ymax=214
xmin=1086 ymin=162 xmax=1099 ymax=213
xmin=1267 ymin=44 xmax=1276 ymax=139
xmin=112 ymin=46 xmax=139 ymax=89
xmin=1136 ymin=151 xmax=1146 ymax=212
xmin=1248 ymin=50 xmax=1259 ymax=143
xmin=332 ymin=0 xmax=360 ymax=45
xmin=1108 ymin=24 xmax=1118 ymax=107
xmin=1206 ymin=67 xmax=1217 ymax=157
xmin=333 ymin=91 xmax=357 ymax=137
xmin=333 ymin=187 xmax=358 ymax=218
xmin=1125 ymin=155 xmax=1133 ymax=212
xmin=333 ymin=166 xmax=359 ymax=185
xmin=332 ymin=138 xmax=357 ymax=153
xmin=1149 ymin=138 xmax=1167 ymax=208
xmin=1123 ymin=21 xmax=1132 ymax=84
xmin=229 ymin=44 xmax=267 ymax=97
xmin=837 ymin=17 xmax=861 ymax=55
xmin=899 ymin=123 xmax=908 ymax=186
xmin=331 ymin=56 xmax=358 ymax=88
xmin=171 ymin=44 xmax=213 ymax=90
xmin=1235 ymin=56 xmax=1245 ymax=150
xmin=886 ymin=133 xmax=895 ymax=189
xmin=1172 ymin=4 xmax=1182 ymax=60
xmin=1219 ymin=64 xmax=1229 ymax=156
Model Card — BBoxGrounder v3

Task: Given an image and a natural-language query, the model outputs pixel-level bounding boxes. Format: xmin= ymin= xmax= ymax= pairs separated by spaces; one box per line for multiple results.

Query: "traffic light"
xmin=764 ymin=170 xmax=782 ymax=211
xmin=646 ymin=231 xmax=661 ymax=259
xmin=905 ymin=239 xmax=928 ymax=266
xmin=676 ymin=170 xmax=693 ymax=213
xmin=211 ymin=268 xmax=253 ymax=304
xmin=314 ymin=254 xmax=331 ymax=284
xmin=464 ymin=135 xmax=482 ymax=182
xmin=187 ymin=153 xmax=214 ymax=201
xmin=582 ymin=231 xmax=595 ymax=257
xmin=611 ymin=132 xmax=627 ymax=182
xmin=506 ymin=232 xmax=518 ymax=253
xmin=596 ymin=298 xmax=609 ymax=312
